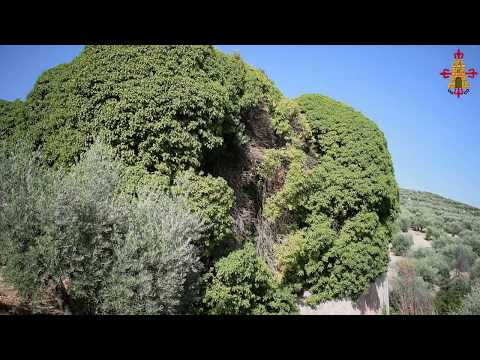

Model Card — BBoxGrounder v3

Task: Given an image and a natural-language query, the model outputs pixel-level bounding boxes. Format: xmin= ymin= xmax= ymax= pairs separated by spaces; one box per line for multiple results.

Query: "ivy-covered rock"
xmin=19 ymin=46 xmax=280 ymax=175
xmin=269 ymin=94 xmax=399 ymax=302
xmin=172 ymin=170 xmax=235 ymax=258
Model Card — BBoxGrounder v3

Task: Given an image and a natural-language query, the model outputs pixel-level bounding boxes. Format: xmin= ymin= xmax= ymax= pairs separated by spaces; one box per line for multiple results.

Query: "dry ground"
xmin=0 ymin=268 xmax=62 ymax=315
xmin=388 ymin=229 xmax=431 ymax=281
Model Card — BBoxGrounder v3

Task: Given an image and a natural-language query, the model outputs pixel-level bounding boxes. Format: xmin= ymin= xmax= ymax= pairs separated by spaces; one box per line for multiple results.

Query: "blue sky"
xmin=1 ymin=45 xmax=479 ymax=207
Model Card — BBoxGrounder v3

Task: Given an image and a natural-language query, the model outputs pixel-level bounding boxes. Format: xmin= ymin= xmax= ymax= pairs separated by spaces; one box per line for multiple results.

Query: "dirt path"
xmin=387 ymin=229 xmax=431 ymax=282
xmin=407 ymin=229 xmax=432 ymax=250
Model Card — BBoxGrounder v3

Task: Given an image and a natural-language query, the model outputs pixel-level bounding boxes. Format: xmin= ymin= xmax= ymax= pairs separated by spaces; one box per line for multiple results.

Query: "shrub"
xmin=277 ymin=212 xmax=391 ymax=304
xmin=390 ymin=259 xmax=434 ymax=315
xmin=415 ymin=252 xmax=450 ymax=286
xmin=425 ymin=226 xmax=442 ymax=241
xmin=453 ymin=281 xmax=480 ymax=315
xmin=270 ymin=98 xmax=311 ymax=145
xmin=203 ymin=243 xmax=298 ymax=315
xmin=410 ymin=247 xmax=432 ymax=260
xmin=411 ymin=211 xmax=429 ymax=232
xmin=435 ymin=275 xmax=471 ymax=314
xmin=261 ymin=146 xmax=310 ymax=223
xmin=461 ymin=232 xmax=480 ymax=258
xmin=399 ymin=216 xmax=410 ymax=232
xmin=471 ymin=259 xmax=480 ymax=281
xmin=99 ymin=190 xmax=204 ymax=315
xmin=172 ymin=170 xmax=235 ymax=259
xmin=392 ymin=233 xmax=413 ymax=256
xmin=119 ymin=164 xmax=170 ymax=196
xmin=432 ymin=234 xmax=455 ymax=251
xmin=276 ymin=215 xmax=335 ymax=295
xmin=0 ymin=141 xmax=52 ymax=297
xmin=445 ymin=221 xmax=464 ymax=236
xmin=0 ymin=141 xmax=205 ymax=314
xmin=0 ymin=141 xmax=125 ymax=311
xmin=441 ymin=243 xmax=476 ymax=273
xmin=295 ymin=94 xmax=399 ymax=227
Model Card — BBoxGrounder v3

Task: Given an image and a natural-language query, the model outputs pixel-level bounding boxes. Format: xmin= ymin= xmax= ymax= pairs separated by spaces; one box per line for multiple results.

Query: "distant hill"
xmin=392 ymin=189 xmax=480 ymax=315
xmin=399 ymin=188 xmax=480 ymax=235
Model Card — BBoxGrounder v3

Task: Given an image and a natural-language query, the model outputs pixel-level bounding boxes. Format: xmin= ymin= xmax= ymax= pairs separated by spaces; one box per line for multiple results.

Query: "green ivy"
xmin=203 ymin=243 xmax=298 ymax=315
xmin=172 ymin=170 xmax=235 ymax=258
xmin=17 ymin=46 xmax=281 ymax=177
xmin=269 ymin=94 xmax=399 ymax=303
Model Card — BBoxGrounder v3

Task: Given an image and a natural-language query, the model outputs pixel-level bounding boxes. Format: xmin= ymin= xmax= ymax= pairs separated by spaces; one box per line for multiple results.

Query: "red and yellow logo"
xmin=440 ymin=49 xmax=478 ymax=98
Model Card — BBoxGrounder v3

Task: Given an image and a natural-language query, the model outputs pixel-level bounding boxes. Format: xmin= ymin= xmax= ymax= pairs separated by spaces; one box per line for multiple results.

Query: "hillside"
xmin=389 ymin=188 xmax=480 ymax=314
xmin=0 ymin=45 xmax=399 ymax=315
xmin=399 ymin=188 xmax=480 ymax=235
xmin=401 ymin=188 xmax=480 ymax=221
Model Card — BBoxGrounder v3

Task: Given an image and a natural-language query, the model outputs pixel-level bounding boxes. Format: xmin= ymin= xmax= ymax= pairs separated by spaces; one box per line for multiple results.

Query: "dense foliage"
xmin=0 ymin=141 xmax=204 ymax=314
xmin=0 ymin=99 xmax=27 ymax=142
xmin=202 ymin=243 xmax=298 ymax=314
xmin=0 ymin=46 xmax=402 ymax=314
xmin=19 ymin=46 xmax=280 ymax=175
xmin=264 ymin=94 xmax=399 ymax=303
xmin=99 ymin=189 xmax=204 ymax=315
xmin=434 ymin=275 xmax=471 ymax=314
xmin=172 ymin=170 xmax=235 ymax=259
xmin=453 ymin=281 xmax=480 ymax=315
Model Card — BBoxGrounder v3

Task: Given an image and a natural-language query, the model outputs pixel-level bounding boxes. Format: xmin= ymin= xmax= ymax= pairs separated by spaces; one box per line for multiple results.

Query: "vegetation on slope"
xmin=390 ymin=189 xmax=480 ymax=315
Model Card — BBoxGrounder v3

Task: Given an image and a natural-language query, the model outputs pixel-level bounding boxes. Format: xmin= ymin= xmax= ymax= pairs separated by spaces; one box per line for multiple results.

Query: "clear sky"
xmin=1 ymin=45 xmax=479 ymax=207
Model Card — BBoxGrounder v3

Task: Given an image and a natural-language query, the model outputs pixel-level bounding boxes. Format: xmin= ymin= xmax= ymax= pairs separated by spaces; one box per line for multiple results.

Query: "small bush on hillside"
xmin=434 ymin=275 xmax=471 ymax=314
xmin=445 ymin=221 xmax=464 ymax=236
xmin=432 ymin=234 xmax=455 ymax=251
xmin=471 ymin=259 xmax=480 ymax=281
xmin=203 ymin=243 xmax=298 ymax=315
xmin=441 ymin=243 xmax=476 ymax=274
xmin=426 ymin=226 xmax=442 ymax=241
xmin=392 ymin=233 xmax=413 ymax=256
xmin=399 ymin=216 xmax=411 ymax=232
xmin=453 ymin=281 xmax=480 ymax=315
xmin=472 ymin=221 xmax=480 ymax=233
xmin=415 ymin=252 xmax=450 ymax=286
xmin=390 ymin=259 xmax=434 ymax=315
xmin=461 ymin=232 xmax=480 ymax=258
xmin=410 ymin=247 xmax=433 ymax=260
xmin=410 ymin=211 xmax=429 ymax=232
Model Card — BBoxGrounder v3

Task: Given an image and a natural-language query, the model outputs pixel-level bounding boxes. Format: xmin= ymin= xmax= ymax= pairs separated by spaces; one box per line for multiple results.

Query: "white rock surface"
xmin=298 ymin=274 xmax=389 ymax=315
